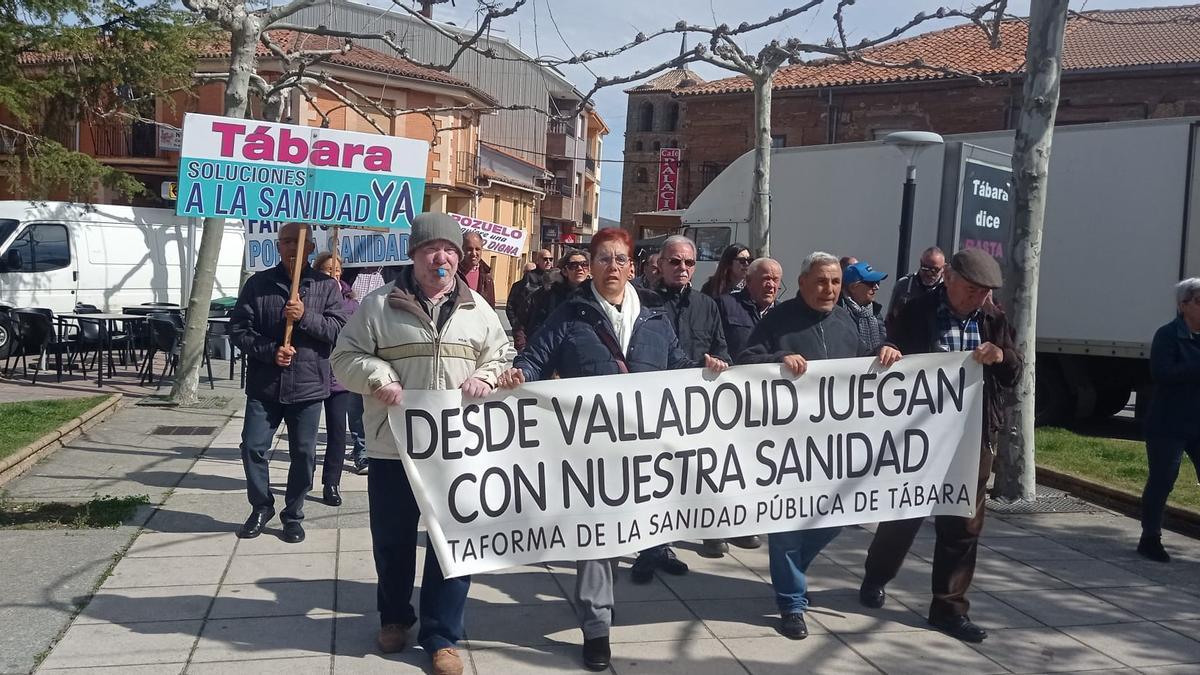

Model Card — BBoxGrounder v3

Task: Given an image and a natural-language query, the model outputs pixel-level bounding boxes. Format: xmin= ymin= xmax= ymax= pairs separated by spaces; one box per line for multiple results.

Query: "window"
xmin=634 ymin=141 xmax=644 ymax=151
xmin=684 ymin=226 xmax=731 ymax=262
xmin=494 ymin=195 xmax=503 ymax=222
xmin=653 ymin=141 xmax=661 ymax=152
xmin=1 ymin=224 xmax=70 ymax=273
xmin=771 ymin=134 xmax=787 ymax=148
xmin=700 ymin=162 xmax=728 ymax=190
xmin=639 ymin=101 xmax=654 ymax=132
xmin=667 ymin=103 xmax=680 ymax=131
xmin=635 ymin=167 xmax=649 ymax=183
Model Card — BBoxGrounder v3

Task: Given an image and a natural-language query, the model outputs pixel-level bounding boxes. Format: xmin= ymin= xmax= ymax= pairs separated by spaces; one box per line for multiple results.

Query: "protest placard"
xmin=388 ymin=352 xmax=984 ymax=577
xmin=177 ymin=113 xmax=427 ymax=229
xmin=448 ymin=213 xmax=527 ymax=257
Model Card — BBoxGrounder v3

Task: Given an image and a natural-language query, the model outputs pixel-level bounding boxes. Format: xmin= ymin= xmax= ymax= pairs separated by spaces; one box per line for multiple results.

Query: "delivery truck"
xmin=682 ymin=117 xmax=1200 ymax=424
xmin=0 ymin=201 xmax=244 ymax=358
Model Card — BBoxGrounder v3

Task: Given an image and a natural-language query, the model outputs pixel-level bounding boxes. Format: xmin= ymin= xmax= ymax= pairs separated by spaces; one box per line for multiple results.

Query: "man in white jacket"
xmin=331 ymin=212 xmax=514 ymax=675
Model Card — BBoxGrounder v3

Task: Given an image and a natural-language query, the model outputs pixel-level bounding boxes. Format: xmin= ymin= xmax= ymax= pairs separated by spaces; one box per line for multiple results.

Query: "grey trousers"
xmin=575 ymin=559 xmax=617 ymax=639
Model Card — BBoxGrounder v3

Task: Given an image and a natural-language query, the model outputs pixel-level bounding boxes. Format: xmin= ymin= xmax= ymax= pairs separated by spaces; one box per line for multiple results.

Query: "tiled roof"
xmin=626 ymin=67 xmax=708 ymax=93
xmin=681 ymin=4 xmax=1200 ymax=96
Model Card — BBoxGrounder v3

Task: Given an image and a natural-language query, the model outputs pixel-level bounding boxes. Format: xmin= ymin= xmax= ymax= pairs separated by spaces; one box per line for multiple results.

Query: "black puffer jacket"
xmin=739 ymin=296 xmax=872 ymax=364
xmin=230 ymin=265 xmax=347 ymax=404
xmin=656 ymin=283 xmax=730 ymax=362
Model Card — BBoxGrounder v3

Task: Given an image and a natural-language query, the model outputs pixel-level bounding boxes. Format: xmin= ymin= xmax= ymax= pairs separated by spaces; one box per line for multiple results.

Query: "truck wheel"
xmin=0 ymin=317 xmax=12 ymax=360
xmin=1035 ymin=358 xmax=1071 ymax=426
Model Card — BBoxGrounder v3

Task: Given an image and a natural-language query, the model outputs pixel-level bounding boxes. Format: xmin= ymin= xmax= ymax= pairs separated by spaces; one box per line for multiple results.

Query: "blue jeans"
xmin=348 ymin=393 xmax=367 ymax=462
xmin=240 ymin=397 xmax=322 ymax=523
xmin=768 ymin=526 xmax=843 ymax=614
xmin=1141 ymin=436 xmax=1200 ymax=536
xmin=368 ymin=458 xmax=469 ymax=653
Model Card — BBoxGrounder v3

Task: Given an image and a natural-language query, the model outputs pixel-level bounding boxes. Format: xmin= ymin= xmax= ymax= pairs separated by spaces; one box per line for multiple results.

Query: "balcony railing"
xmin=583 ymin=212 xmax=594 ymax=226
xmin=544 ymin=180 xmax=574 ymax=198
xmin=549 ymin=118 xmax=573 ymax=137
xmin=585 ymin=156 xmax=597 ymax=175
xmin=456 ymin=151 xmax=479 ymax=185
xmin=93 ymin=121 xmax=157 ymax=158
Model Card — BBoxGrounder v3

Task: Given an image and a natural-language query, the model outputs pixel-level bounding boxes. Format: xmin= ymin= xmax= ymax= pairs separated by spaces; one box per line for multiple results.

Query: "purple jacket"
xmin=230 ymin=265 xmax=346 ymax=404
xmin=329 ymin=279 xmax=360 ymax=394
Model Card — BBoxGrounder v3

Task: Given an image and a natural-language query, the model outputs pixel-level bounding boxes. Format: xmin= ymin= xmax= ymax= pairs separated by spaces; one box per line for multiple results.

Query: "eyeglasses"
xmin=854 ymin=281 xmax=881 ymax=289
xmin=920 ymin=265 xmax=943 ymax=274
xmin=735 ymin=257 xmax=752 ymax=266
xmin=666 ymin=257 xmax=696 ymax=268
xmin=565 ymin=261 xmax=589 ymax=271
xmin=595 ymin=254 xmax=631 ymax=267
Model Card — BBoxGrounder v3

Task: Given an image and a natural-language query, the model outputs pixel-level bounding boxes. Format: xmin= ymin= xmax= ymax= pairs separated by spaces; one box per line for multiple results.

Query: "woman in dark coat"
xmin=315 ymin=253 xmax=359 ymax=506
xmin=497 ymin=228 xmax=726 ymax=671
xmin=700 ymin=243 xmax=751 ymax=298
xmin=1138 ymin=277 xmax=1200 ymax=563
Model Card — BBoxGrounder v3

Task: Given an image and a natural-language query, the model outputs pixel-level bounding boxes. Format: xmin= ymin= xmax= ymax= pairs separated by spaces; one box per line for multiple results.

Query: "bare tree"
xmin=996 ymin=0 xmax=1070 ymax=500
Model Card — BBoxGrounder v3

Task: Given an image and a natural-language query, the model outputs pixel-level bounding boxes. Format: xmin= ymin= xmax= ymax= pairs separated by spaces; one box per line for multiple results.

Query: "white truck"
xmin=682 ymin=117 xmax=1200 ymax=424
xmin=0 ymin=201 xmax=245 ymax=357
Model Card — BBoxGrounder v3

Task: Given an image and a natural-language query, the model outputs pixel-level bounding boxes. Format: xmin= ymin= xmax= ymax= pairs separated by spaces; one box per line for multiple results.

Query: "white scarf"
xmin=591 ymin=281 xmax=641 ymax=355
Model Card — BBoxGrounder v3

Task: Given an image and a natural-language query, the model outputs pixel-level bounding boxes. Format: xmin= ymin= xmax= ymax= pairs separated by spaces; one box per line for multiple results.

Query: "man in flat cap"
xmin=857 ymin=249 xmax=1021 ymax=644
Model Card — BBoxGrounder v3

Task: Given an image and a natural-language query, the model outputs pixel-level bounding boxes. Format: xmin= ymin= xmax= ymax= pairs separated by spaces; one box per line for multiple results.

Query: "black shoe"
xmin=237 ymin=507 xmax=274 ymax=539
xmin=780 ymin=613 xmax=808 ymax=640
xmin=630 ymin=553 xmax=657 ymax=584
xmin=282 ymin=521 xmax=306 ymax=544
xmin=582 ymin=636 xmax=610 ymax=671
xmin=859 ymin=583 xmax=886 ymax=609
xmin=657 ymin=547 xmax=689 ymax=576
xmin=729 ymin=535 xmax=762 ymax=549
xmin=1138 ymin=535 xmax=1171 ymax=563
xmin=929 ymin=615 xmax=987 ymax=643
xmin=701 ymin=539 xmax=729 ymax=558
xmin=323 ymin=484 xmax=342 ymax=507
xmin=354 ymin=457 xmax=369 ymax=475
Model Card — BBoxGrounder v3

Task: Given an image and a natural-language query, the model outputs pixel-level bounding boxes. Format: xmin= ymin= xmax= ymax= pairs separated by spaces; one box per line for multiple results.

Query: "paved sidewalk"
xmin=25 ymin=409 xmax=1200 ymax=674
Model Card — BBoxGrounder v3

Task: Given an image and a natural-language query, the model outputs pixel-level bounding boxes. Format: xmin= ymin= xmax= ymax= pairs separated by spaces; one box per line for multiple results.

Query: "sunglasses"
xmin=666 ymin=257 xmax=696 ymax=268
xmin=565 ymin=261 xmax=589 ymax=270
xmin=541 ymin=257 xmax=554 ymax=262
xmin=920 ymin=265 xmax=943 ymax=274
xmin=735 ymin=257 xmax=752 ymax=266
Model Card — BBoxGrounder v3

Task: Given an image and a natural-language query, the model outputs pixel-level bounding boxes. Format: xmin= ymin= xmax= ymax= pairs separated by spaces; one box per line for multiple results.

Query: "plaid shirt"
xmin=936 ymin=293 xmax=982 ymax=352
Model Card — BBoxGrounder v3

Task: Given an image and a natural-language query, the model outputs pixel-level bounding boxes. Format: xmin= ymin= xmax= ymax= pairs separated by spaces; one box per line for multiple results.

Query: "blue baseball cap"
xmin=844 ymin=262 xmax=888 ymax=285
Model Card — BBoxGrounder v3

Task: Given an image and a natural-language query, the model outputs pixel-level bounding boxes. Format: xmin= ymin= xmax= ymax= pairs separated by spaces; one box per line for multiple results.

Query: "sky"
xmin=363 ymin=0 xmax=1194 ymax=221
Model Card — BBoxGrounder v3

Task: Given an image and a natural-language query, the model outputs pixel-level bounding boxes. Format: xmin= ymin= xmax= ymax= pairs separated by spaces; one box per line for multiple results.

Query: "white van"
xmin=0 ymin=201 xmax=245 ymax=356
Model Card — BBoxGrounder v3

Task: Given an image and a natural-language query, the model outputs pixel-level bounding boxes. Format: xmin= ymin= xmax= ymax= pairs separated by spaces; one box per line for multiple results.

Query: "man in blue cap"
xmin=839 ymin=261 xmax=889 ymax=352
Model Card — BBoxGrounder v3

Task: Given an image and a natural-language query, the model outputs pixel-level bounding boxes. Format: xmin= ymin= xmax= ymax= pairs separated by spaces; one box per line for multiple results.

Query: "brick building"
xmin=621 ymin=4 xmax=1200 ymax=234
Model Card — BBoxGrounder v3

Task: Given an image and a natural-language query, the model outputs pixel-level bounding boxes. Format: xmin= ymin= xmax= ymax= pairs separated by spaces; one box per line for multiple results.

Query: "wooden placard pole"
xmin=281 ymin=227 xmax=308 ymax=348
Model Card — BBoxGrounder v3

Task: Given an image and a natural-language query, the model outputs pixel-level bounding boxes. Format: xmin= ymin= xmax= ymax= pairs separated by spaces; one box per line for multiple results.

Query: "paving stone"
xmin=185 ymin=655 xmax=331 ymax=673
xmin=807 ymin=590 xmax=927 ymax=634
xmin=467 ymin=644 xmax=582 ymax=674
xmin=337 ymin=548 xmax=378 ymax=581
xmin=338 ymin=527 xmax=374 ymax=552
xmin=38 ymin=620 xmax=202 ymax=669
xmin=334 ymin=579 xmax=380 ymax=616
xmin=608 ymin=637 xmax=741 ymax=674
xmin=1023 ymin=558 xmax=1155 ymax=588
xmin=981 ymin=536 xmax=1092 ymax=562
xmin=223 ymin=552 xmax=336 ymax=585
xmin=970 ymin=627 xmax=1124 ymax=672
xmin=838 ymin=629 xmax=1007 ymax=674
xmin=237 ymin=528 xmax=339 ymax=555
xmin=102 ymin=555 xmax=228 ymax=588
xmin=991 ymin=589 xmax=1139 ymax=627
xmin=608 ymin=599 xmax=711 ymax=643
xmin=39 ymin=664 xmax=186 ymax=675
xmin=1062 ymin=621 xmax=1200 ymax=667
xmin=467 ymin=567 xmax=566 ymax=606
xmin=191 ymin=614 xmax=334 ymax=662
xmin=125 ymin=532 xmax=236 ymax=559
xmin=1087 ymin=586 xmax=1200 ymax=622
xmin=686 ymin=597 xmax=806 ymax=639
xmin=722 ymin=634 xmax=881 ymax=675
xmin=970 ymin=557 xmax=1074 ymax=593
xmin=331 ymin=612 xmax=462 ymax=674
xmin=464 ymin=601 xmax=581 ymax=648
xmin=75 ymin=585 xmax=218 ymax=625
xmin=210 ymin=580 xmax=335 ymax=619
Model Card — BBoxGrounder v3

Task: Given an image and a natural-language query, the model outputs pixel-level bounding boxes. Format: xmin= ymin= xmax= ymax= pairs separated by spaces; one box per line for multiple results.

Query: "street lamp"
xmin=883 ymin=130 xmax=943 ymax=278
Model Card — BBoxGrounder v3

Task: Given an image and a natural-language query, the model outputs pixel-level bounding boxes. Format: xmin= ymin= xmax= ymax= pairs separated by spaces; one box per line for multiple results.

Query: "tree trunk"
xmin=170 ymin=17 xmax=260 ymax=405
xmin=749 ymin=72 xmax=773 ymax=257
xmin=994 ymin=0 xmax=1069 ymax=499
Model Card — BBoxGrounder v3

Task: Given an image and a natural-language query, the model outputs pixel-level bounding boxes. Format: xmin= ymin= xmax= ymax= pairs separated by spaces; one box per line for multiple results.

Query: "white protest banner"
xmin=448 ymin=213 xmax=526 ymax=257
xmin=177 ymin=113 xmax=427 ymax=229
xmin=389 ymin=352 xmax=984 ymax=578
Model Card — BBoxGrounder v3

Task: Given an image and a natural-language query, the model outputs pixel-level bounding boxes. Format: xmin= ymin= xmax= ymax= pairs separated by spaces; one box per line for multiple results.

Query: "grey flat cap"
xmin=409 ymin=212 xmax=464 ymax=257
xmin=951 ymin=249 xmax=1003 ymax=289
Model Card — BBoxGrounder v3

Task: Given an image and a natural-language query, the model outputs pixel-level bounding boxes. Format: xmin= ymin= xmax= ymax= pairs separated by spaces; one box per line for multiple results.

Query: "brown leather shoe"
xmin=376 ymin=623 xmax=409 ymax=654
xmin=431 ymin=647 xmax=464 ymax=675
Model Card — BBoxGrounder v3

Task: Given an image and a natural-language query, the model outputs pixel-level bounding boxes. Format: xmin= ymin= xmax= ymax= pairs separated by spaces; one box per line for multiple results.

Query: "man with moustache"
xmin=859 ymin=249 xmax=1020 ymax=644
xmin=740 ymin=251 xmax=901 ymax=640
xmin=229 ymin=222 xmax=347 ymax=544
xmin=332 ymin=212 xmax=514 ymax=675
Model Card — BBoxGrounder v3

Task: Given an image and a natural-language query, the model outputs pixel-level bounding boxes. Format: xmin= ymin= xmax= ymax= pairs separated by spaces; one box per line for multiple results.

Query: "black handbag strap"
xmin=592 ymin=320 xmax=630 ymax=374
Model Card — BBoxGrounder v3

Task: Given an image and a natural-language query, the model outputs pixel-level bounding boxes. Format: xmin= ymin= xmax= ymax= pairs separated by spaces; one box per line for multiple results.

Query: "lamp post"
xmin=883 ymin=131 xmax=944 ymax=277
